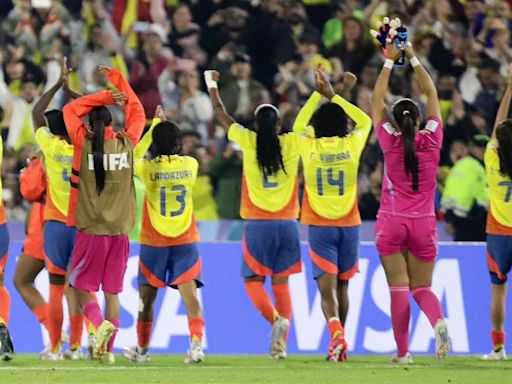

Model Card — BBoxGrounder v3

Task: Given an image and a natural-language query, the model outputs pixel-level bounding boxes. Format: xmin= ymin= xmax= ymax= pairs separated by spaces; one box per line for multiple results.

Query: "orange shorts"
xmin=23 ymin=202 xmax=45 ymax=261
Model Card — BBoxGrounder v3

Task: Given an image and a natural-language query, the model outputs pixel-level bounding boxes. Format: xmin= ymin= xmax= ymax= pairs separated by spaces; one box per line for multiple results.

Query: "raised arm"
xmin=371 ymin=44 xmax=403 ymax=128
xmin=134 ymin=106 xmax=165 ymax=161
xmin=99 ymin=65 xmax=146 ymax=145
xmin=204 ymin=70 xmax=235 ymax=130
xmin=404 ymin=44 xmax=441 ymax=119
xmin=32 ymin=80 xmax=62 ymax=129
xmin=492 ymin=63 xmax=512 ymax=138
xmin=292 ymin=91 xmax=322 ymax=136
xmin=63 ymin=91 xmax=118 ymax=145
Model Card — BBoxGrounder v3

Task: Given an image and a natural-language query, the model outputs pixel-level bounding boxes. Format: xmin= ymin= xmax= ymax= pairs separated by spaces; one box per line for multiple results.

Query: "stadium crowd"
xmin=0 ymin=0 xmax=510 ymax=240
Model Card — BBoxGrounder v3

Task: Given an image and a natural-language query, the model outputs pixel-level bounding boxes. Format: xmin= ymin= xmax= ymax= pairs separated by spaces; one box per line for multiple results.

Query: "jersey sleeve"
xmin=107 ymin=68 xmax=146 ymax=146
xmin=62 ymin=91 xmax=116 ymax=146
xmin=484 ymin=138 xmax=499 ymax=166
xmin=376 ymin=118 xmax=397 ymax=152
xmin=227 ymin=123 xmax=254 ymax=148
xmin=292 ymin=91 xmax=322 ymax=136
xmin=330 ymin=94 xmax=372 ymax=150
xmin=35 ymin=127 xmax=56 ymax=156
xmin=420 ymin=116 xmax=443 ymax=148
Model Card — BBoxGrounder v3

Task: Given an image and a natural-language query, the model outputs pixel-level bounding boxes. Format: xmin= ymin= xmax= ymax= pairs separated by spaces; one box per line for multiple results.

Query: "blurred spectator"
xmin=441 ymin=135 xmax=489 ymax=241
xmin=168 ymin=4 xmax=207 ymax=66
xmin=130 ymin=24 xmax=170 ymax=118
xmin=208 ymin=142 xmax=242 ymax=220
xmin=189 ymin=145 xmax=218 ymax=221
xmin=327 ymin=16 xmax=376 ymax=76
xmin=159 ymin=69 xmax=213 ymax=144
xmin=219 ymin=53 xmax=269 ymax=126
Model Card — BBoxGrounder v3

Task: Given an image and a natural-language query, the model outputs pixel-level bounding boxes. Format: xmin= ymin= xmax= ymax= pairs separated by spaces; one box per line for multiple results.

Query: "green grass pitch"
xmin=0 ymin=355 xmax=510 ymax=384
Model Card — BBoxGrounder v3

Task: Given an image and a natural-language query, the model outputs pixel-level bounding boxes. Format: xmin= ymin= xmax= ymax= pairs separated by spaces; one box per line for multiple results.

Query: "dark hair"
xmin=311 ymin=103 xmax=348 ymax=138
xmin=496 ymin=120 xmax=512 ymax=180
xmin=44 ymin=109 xmax=68 ymax=137
xmin=152 ymin=121 xmax=183 ymax=156
xmin=255 ymin=106 xmax=285 ymax=176
xmin=88 ymin=106 xmax=112 ymax=195
xmin=393 ymin=99 xmax=420 ymax=192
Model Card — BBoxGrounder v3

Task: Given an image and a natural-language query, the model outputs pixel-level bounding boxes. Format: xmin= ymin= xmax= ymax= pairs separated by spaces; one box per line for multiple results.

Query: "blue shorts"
xmin=139 ymin=243 xmax=203 ymax=289
xmin=44 ymin=221 xmax=77 ymax=276
xmin=309 ymin=225 xmax=359 ymax=280
xmin=241 ymin=220 xmax=301 ymax=278
xmin=0 ymin=224 xmax=9 ymax=276
xmin=487 ymin=234 xmax=512 ymax=285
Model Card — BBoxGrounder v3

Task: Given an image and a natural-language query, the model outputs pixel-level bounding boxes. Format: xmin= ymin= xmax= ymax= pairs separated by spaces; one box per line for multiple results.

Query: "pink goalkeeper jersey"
xmin=377 ymin=116 xmax=443 ymax=218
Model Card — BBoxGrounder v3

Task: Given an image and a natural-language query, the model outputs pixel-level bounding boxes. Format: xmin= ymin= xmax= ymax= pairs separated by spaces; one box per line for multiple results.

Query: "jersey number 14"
xmin=317 ymin=168 xmax=344 ymax=196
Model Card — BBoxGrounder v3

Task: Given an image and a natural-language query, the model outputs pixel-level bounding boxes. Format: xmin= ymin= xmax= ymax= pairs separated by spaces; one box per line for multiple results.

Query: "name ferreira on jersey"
xmin=149 ymin=170 xmax=194 ymax=182
xmin=87 ymin=152 xmax=130 ymax=170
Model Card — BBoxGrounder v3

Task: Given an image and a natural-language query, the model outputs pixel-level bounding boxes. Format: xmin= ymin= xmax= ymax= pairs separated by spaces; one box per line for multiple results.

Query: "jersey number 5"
xmin=160 ymin=185 xmax=187 ymax=217
xmin=263 ymin=174 xmax=278 ymax=188
xmin=499 ymin=181 xmax=512 ymax=203
xmin=317 ymin=168 xmax=344 ymax=196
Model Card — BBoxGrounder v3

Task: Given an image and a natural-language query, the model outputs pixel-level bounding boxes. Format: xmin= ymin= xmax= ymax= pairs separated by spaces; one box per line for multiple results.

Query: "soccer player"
xmin=0 ymin=135 xmax=12 ymax=362
xmin=63 ymin=65 xmax=145 ymax=364
xmin=482 ymin=63 xmax=512 ymax=361
xmin=32 ymin=58 xmax=85 ymax=360
xmin=205 ymin=70 xmax=301 ymax=359
xmin=293 ymin=68 xmax=372 ymax=361
xmin=371 ymin=41 xmax=449 ymax=363
xmin=122 ymin=106 xmax=205 ymax=364
xmin=14 ymin=155 xmax=50 ymax=341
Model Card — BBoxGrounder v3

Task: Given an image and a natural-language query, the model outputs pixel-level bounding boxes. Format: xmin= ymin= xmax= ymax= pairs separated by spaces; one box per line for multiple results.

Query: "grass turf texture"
xmin=0 ymin=355 xmax=510 ymax=384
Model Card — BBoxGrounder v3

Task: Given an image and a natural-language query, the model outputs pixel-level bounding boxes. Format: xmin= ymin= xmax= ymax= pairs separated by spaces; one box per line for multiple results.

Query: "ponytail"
xmin=255 ymin=106 xmax=286 ymax=177
xmin=89 ymin=107 xmax=112 ymax=195
xmin=497 ymin=121 xmax=512 ymax=180
xmin=393 ymin=99 xmax=420 ymax=192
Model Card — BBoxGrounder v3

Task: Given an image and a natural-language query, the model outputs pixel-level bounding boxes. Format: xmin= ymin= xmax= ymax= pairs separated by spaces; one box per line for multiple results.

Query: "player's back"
xmin=299 ymin=134 xmax=363 ymax=222
xmin=228 ymin=123 xmax=300 ymax=219
xmin=136 ymin=155 xmax=198 ymax=238
xmin=378 ymin=117 xmax=443 ymax=218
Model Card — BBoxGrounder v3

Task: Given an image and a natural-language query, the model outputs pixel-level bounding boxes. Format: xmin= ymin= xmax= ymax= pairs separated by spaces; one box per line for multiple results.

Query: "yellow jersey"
xmin=134 ymin=118 xmax=199 ymax=243
xmin=227 ymin=123 xmax=300 ymax=220
xmin=36 ymin=127 xmax=74 ymax=222
xmin=485 ymin=139 xmax=512 ymax=234
xmin=293 ymin=91 xmax=372 ymax=226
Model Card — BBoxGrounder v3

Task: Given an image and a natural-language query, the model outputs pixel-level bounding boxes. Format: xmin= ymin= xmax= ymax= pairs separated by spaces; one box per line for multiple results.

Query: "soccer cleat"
xmin=327 ymin=334 xmax=348 ymax=362
xmin=122 ymin=346 xmax=151 ymax=363
xmin=392 ymin=352 xmax=413 ymax=364
xmin=63 ymin=347 xmax=84 ymax=360
xmin=87 ymin=333 xmax=96 ymax=360
xmin=270 ymin=316 xmax=289 ymax=359
xmin=482 ymin=348 xmax=508 ymax=361
xmin=0 ymin=324 xmax=14 ymax=362
xmin=40 ymin=349 xmax=64 ymax=361
xmin=93 ymin=320 xmax=115 ymax=359
xmin=184 ymin=340 xmax=205 ymax=363
xmin=101 ymin=352 xmax=115 ymax=365
xmin=434 ymin=319 xmax=450 ymax=360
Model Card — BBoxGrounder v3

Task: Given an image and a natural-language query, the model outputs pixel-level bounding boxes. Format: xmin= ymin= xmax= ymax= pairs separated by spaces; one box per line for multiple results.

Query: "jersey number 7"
xmin=499 ymin=181 xmax=512 ymax=203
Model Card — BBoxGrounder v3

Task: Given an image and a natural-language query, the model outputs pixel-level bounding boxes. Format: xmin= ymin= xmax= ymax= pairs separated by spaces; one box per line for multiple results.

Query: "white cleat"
xmin=122 ymin=346 xmax=151 ymax=363
xmin=392 ymin=352 xmax=413 ymax=364
xmin=40 ymin=349 xmax=64 ymax=361
xmin=63 ymin=347 xmax=84 ymax=360
xmin=270 ymin=317 xmax=289 ymax=359
xmin=87 ymin=334 xmax=96 ymax=360
xmin=184 ymin=340 xmax=205 ymax=363
xmin=434 ymin=319 xmax=450 ymax=360
xmin=482 ymin=348 xmax=508 ymax=361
